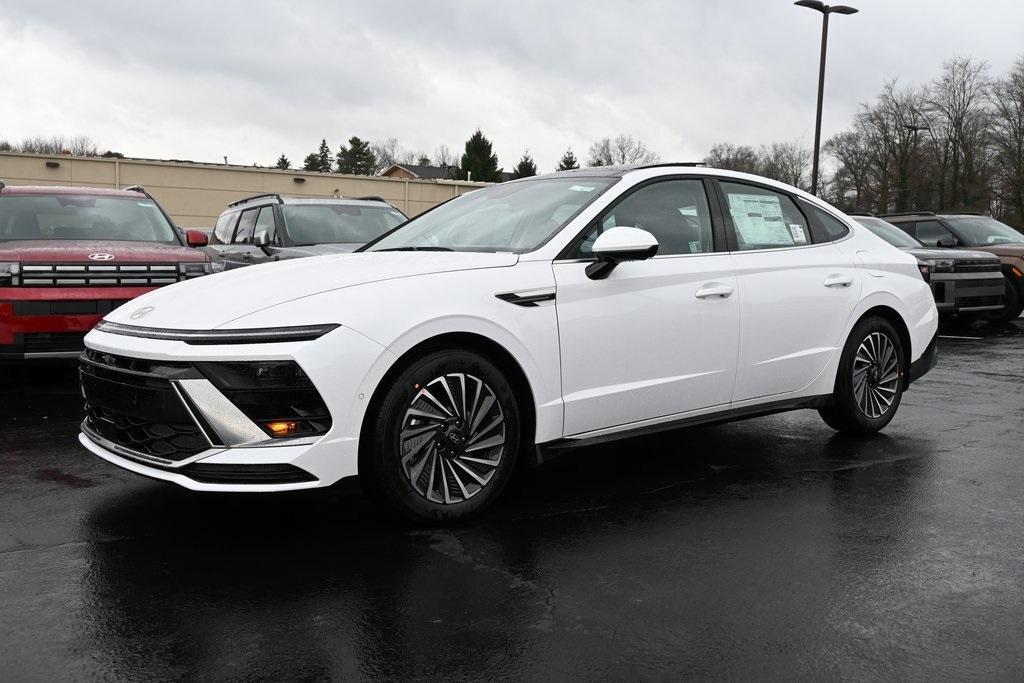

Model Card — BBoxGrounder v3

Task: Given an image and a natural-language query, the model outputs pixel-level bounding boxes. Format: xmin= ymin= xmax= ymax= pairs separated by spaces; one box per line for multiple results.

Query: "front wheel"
xmin=361 ymin=349 xmax=521 ymax=524
xmin=819 ymin=317 xmax=906 ymax=434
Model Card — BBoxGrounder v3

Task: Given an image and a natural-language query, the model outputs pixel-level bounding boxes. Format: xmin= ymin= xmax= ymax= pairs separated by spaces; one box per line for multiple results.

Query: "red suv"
xmin=0 ymin=183 xmax=211 ymax=360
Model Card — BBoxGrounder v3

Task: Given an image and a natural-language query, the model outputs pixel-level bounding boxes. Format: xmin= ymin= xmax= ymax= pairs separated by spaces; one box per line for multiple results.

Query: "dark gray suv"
xmin=205 ymin=194 xmax=407 ymax=271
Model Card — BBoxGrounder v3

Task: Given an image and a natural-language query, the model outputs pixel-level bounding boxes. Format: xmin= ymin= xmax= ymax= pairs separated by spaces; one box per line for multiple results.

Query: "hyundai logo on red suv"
xmin=88 ymin=253 xmax=115 ymax=261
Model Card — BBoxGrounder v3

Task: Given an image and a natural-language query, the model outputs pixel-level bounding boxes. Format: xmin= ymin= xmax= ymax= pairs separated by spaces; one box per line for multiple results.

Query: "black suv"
xmin=206 ymin=194 xmax=407 ymax=271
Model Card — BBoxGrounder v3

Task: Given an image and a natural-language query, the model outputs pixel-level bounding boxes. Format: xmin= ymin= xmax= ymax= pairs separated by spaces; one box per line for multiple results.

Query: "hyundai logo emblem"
xmin=88 ymin=253 xmax=115 ymax=261
xmin=130 ymin=306 xmax=155 ymax=320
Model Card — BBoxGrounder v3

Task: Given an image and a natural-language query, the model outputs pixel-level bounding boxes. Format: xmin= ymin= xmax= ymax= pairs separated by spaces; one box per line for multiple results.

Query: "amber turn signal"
xmin=265 ymin=421 xmax=300 ymax=437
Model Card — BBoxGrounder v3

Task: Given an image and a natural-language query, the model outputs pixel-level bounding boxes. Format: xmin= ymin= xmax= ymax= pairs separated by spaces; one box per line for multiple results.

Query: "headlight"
xmin=917 ymin=261 xmax=931 ymax=282
xmin=0 ymin=262 xmax=19 ymax=286
xmin=178 ymin=262 xmax=213 ymax=279
xmin=931 ymin=259 xmax=954 ymax=272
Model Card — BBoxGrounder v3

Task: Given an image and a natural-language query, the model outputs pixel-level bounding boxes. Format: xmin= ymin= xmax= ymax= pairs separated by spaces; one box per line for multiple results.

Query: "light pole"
xmin=794 ymin=0 xmax=858 ymax=196
xmin=905 ymin=122 xmax=929 ymax=209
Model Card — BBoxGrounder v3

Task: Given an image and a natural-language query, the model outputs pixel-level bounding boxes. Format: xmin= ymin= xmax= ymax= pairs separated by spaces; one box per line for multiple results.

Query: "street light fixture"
xmin=794 ymin=0 xmax=859 ymax=196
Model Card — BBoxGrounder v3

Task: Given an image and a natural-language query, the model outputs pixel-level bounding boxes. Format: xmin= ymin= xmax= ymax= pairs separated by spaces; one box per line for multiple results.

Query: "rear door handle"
xmin=824 ymin=275 xmax=854 ymax=288
xmin=695 ymin=283 xmax=734 ymax=299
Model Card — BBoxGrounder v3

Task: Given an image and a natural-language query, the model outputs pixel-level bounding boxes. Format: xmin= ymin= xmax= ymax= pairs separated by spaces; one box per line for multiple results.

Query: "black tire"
xmin=818 ymin=317 xmax=906 ymax=435
xmin=360 ymin=349 xmax=521 ymax=524
xmin=984 ymin=275 xmax=1023 ymax=323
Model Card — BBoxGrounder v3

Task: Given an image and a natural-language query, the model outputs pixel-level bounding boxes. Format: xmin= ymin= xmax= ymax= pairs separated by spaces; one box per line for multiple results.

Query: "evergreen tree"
xmin=336 ymin=136 xmax=377 ymax=175
xmin=317 ymin=139 xmax=333 ymax=173
xmin=455 ymin=129 xmax=500 ymax=182
xmin=302 ymin=153 xmax=321 ymax=172
xmin=512 ymin=151 xmax=538 ymax=179
xmin=274 ymin=154 xmax=291 ymax=170
xmin=417 ymin=154 xmax=431 ymax=165
xmin=557 ymin=148 xmax=579 ymax=171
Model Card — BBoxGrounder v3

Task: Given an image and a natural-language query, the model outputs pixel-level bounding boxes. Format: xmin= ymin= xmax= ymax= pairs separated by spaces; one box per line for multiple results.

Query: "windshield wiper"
xmin=376 ymin=246 xmax=455 ymax=252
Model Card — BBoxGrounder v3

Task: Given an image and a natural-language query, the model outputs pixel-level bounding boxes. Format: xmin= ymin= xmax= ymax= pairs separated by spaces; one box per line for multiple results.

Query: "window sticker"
xmin=789 ymin=224 xmax=807 ymax=244
xmin=727 ymin=193 xmax=794 ymax=246
xmin=689 ymin=240 xmax=703 ymax=253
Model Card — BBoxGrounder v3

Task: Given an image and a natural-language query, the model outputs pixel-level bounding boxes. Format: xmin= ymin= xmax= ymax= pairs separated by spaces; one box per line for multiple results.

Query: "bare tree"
xmin=757 ymin=141 xmax=812 ymax=191
xmin=824 ymin=130 xmax=874 ymax=210
xmin=587 ymin=134 xmax=659 ymax=166
xmin=990 ymin=56 xmax=1024 ymax=226
xmin=67 ymin=135 xmax=98 ymax=156
xmin=433 ymin=144 xmax=458 ymax=167
xmin=926 ymin=57 xmax=991 ymax=211
xmin=703 ymin=143 xmax=759 ymax=174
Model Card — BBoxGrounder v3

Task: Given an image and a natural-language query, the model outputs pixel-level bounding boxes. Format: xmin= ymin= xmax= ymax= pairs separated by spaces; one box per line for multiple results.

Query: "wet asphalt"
xmin=1 ymin=321 xmax=1023 ymax=681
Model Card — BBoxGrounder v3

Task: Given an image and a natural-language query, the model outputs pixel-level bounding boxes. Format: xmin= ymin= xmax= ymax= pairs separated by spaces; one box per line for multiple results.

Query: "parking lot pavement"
xmin=1 ymin=322 xmax=1022 ymax=680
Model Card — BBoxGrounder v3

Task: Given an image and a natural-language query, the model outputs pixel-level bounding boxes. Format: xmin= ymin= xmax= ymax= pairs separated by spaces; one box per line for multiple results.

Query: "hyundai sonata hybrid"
xmin=79 ymin=165 xmax=939 ymax=522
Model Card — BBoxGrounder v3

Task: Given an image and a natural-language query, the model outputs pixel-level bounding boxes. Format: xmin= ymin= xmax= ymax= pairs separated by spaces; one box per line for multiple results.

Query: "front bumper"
xmin=928 ymin=272 xmax=1005 ymax=314
xmin=78 ymin=324 xmax=394 ymax=491
xmin=0 ymin=286 xmax=152 ymax=359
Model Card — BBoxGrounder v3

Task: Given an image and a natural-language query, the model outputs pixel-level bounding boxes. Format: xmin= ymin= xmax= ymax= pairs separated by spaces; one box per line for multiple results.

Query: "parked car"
xmin=881 ymin=211 xmax=1024 ymax=322
xmin=0 ymin=182 xmax=211 ymax=360
xmin=205 ymin=194 xmax=407 ymax=271
xmin=851 ymin=215 xmax=1004 ymax=318
xmin=79 ymin=165 xmax=938 ymax=522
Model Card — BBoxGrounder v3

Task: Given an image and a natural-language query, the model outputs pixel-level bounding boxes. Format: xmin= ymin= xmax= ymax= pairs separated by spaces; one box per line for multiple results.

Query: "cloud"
xmin=1 ymin=0 xmax=1022 ymax=171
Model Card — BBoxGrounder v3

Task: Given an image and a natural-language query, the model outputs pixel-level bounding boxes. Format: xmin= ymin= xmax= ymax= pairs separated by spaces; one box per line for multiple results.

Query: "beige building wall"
xmin=0 ymin=152 xmax=487 ymax=227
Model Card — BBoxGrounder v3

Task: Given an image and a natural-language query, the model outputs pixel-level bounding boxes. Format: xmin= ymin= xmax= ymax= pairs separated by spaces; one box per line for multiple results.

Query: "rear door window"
xmin=720 ymin=182 xmax=810 ymax=250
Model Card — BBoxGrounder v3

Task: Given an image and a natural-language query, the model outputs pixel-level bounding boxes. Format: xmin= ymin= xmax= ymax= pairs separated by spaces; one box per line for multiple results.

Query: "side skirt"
xmin=534 ymin=395 xmax=833 ymax=464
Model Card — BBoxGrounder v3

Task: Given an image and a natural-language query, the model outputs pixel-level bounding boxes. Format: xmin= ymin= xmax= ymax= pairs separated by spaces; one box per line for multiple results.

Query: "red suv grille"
xmin=19 ymin=263 xmax=181 ymax=287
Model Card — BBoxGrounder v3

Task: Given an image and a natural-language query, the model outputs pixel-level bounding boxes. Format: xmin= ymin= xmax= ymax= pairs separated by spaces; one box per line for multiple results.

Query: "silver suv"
xmin=205 ymin=194 xmax=407 ymax=270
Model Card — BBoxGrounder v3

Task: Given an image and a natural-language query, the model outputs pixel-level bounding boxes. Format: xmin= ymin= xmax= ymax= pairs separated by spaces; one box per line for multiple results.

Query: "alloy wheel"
xmin=853 ymin=331 xmax=900 ymax=419
xmin=399 ymin=373 xmax=506 ymax=504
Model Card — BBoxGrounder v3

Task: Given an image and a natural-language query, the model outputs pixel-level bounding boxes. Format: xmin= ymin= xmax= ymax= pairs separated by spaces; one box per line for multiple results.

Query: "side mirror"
xmin=936 ymin=237 xmax=957 ymax=248
xmin=253 ymin=230 xmax=271 ymax=248
xmin=185 ymin=229 xmax=209 ymax=247
xmin=586 ymin=226 xmax=659 ymax=280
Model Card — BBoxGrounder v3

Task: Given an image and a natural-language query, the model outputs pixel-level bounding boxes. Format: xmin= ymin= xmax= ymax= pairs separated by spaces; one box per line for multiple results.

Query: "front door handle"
xmin=695 ymin=283 xmax=734 ymax=299
xmin=824 ymin=275 xmax=854 ymax=288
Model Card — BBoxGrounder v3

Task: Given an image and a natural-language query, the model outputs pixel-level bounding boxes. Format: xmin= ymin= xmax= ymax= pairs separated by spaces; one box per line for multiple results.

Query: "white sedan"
xmin=79 ymin=165 xmax=939 ymax=522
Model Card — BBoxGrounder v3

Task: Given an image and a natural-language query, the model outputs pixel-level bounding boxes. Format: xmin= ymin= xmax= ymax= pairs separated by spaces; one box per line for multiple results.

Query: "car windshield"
xmin=946 ymin=216 xmax=1024 ymax=246
xmin=281 ymin=204 xmax=406 ymax=245
xmin=0 ymin=194 xmax=179 ymax=243
xmin=366 ymin=177 xmax=618 ymax=253
xmin=855 ymin=217 xmax=923 ymax=248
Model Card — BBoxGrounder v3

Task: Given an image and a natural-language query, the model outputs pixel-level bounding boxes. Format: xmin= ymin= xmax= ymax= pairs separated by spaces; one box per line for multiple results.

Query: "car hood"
xmin=964 ymin=244 xmax=1024 ymax=258
xmin=0 ymin=240 xmax=208 ymax=263
xmin=904 ymin=247 xmax=1000 ymax=262
xmin=274 ymin=243 xmax=362 ymax=258
xmin=104 ymin=251 xmax=519 ymax=329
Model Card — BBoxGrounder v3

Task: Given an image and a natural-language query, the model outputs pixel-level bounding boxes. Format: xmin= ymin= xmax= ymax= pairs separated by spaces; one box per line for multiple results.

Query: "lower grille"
xmin=958 ymin=295 xmax=1004 ymax=308
xmin=181 ymin=463 xmax=317 ymax=484
xmin=80 ymin=355 xmax=209 ymax=462
xmin=23 ymin=332 xmax=87 ymax=354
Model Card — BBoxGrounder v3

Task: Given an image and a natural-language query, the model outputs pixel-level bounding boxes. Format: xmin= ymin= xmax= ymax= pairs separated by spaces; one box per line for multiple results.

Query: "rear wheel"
xmin=361 ymin=349 xmax=521 ymax=524
xmin=819 ymin=317 xmax=905 ymax=434
xmin=984 ymin=275 xmax=1023 ymax=323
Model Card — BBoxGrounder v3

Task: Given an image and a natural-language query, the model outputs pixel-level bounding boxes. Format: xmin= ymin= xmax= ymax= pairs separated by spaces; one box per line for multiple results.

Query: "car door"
xmin=716 ymin=180 xmax=861 ymax=403
xmin=221 ymin=207 xmax=272 ymax=270
xmin=553 ymin=177 xmax=740 ymax=437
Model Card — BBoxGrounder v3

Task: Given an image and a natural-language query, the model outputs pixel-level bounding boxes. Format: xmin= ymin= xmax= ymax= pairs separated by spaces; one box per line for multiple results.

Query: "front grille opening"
xmin=181 ymin=463 xmax=317 ymax=484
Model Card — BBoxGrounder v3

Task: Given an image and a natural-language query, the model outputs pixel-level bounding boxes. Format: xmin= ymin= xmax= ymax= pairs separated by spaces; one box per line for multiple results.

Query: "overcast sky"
xmin=1 ymin=1 xmax=1022 ymax=172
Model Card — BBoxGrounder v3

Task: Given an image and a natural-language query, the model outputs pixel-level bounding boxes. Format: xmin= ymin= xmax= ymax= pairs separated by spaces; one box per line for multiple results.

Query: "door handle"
xmin=824 ymin=275 xmax=853 ymax=288
xmin=695 ymin=283 xmax=734 ymax=299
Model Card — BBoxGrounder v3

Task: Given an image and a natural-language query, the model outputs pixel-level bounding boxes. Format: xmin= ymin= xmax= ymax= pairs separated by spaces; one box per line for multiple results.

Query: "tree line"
xmin=704 ymin=55 xmax=1024 ymax=228
xmin=274 ymin=131 xmax=661 ymax=181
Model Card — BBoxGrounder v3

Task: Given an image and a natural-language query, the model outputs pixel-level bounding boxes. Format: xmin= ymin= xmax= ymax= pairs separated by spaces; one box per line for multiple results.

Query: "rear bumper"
xmin=908 ymin=333 xmax=938 ymax=386
xmin=0 ymin=286 xmax=151 ymax=359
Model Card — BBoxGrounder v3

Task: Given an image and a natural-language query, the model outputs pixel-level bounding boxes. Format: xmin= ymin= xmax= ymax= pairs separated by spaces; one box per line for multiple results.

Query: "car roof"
xmin=225 ymin=193 xmax=396 ymax=210
xmin=0 ymin=185 xmax=147 ymax=198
